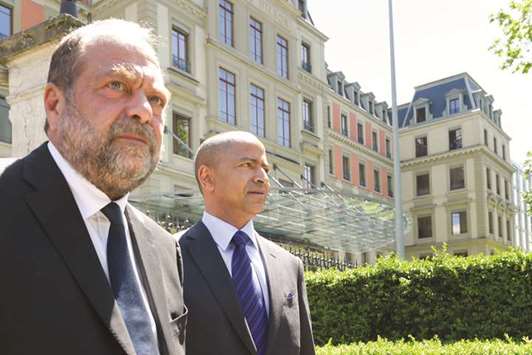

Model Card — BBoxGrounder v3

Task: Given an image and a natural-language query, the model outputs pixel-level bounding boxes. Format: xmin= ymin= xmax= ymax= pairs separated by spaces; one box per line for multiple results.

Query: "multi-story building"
xmin=1 ymin=2 xmax=525 ymax=262
xmin=513 ymin=162 xmax=531 ymax=252
xmin=398 ymin=73 xmax=517 ymax=258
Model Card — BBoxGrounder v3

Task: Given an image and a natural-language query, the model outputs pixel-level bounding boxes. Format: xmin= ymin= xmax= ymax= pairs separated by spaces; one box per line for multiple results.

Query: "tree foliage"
xmin=490 ymin=0 xmax=532 ymax=74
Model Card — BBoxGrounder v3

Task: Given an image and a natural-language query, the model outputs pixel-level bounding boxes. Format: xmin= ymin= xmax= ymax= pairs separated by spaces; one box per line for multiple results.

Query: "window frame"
xmin=359 ymin=162 xmax=366 ymax=187
xmin=249 ymin=17 xmax=263 ymax=64
xmin=172 ymin=112 xmax=192 ymax=158
xmin=302 ymin=98 xmax=314 ymax=132
xmin=340 ymin=113 xmax=348 ymax=137
xmin=415 ymin=135 xmax=428 ymax=158
xmin=342 ymin=155 xmax=351 ymax=181
xmin=218 ymin=67 xmax=236 ymax=125
xmin=451 ymin=210 xmax=468 ymax=235
xmin=449 ymin=127 xmax=463 ymax=150
xmin=449 ymin=165 xmax=465 ymax=191
xmin=301 ymin=41 xmax=311 ymax=73
xmin=416 ymin=173 xmax=430 ymax=196
xmin=417 ymin=215 xmax=433 ymax=239
xmin=219 ymin=0 xmax=234 ymax=47
xmin=276 ymin=34 xmax=289 ymax=79
xmin=0 ymin=3 xmax=12 ymax=39
xmin=250 ymin=83 xmax=265 ymax=137
xmin=277 ymin=97 xmax=291 ymax=147
xmin=171 ymin=27 xmax=190 ymax=73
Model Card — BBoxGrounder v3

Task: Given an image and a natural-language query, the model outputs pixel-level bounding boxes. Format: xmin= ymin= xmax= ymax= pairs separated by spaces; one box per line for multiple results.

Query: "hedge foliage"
xmin=316 ymin=337 xmax=532 ymax=355
xmin=305 ymin=249 xmax=532 ymax=345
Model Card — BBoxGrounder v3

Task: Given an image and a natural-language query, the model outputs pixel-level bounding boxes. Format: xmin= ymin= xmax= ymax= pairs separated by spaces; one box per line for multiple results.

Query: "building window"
xmin=451 ymin=211 xmax=468 ymax=235
xmin=484 ymin=129 xmax=488 ymax=146
xmin=250 ymin=84 xmax=265 ymax=137
xmin=449 ymin=128 xmax=462 ymax=150
xmin=506 ymin=220 xmax=511 ymax=241
xmin=385 ymin=138 xmax=392 ymax=159
xmin=496 ymin=174 xmax=500 ymax=195
xmin=218 ymin=68 xmax=236 ymax=125
xmin=369 ymin=101 xmax=374 ymax=115
xmin=171 ymin=28 xmax=189 ymax=72
xmin=502 ymin=144 xmax=506 ymax=160
xmin=416 ymin=173 xmax=430 ymax=196
xmin=219 ymin=0 xmax=234 ymax=46
xmin=0 ymin=96 xmax=11 ymax=143
xmin=172 ymin=113 xmax=192 ymax=158
xmin=493 ymin=137 xmax=498 ymax=154
xmin=342 ymin=156 xmax=350 ymax=181
xmin=415 ymin=136 xmax=428 ymax=157
xmin=328 ymin=149 xmax=333 ymax=174
xmin=498 ymin=216 xmax=503 ymax=237
xmin=449 ymin=98 xmax=460 ymax=114
xmin=372 ymin=131 xmax=378 ymax=152
xmin=486 ymin=168 xmax=491 ymax=190
xmin=276 ymin=35 xmax=289 ymax=79
xmin=450 ymin=166 xmax=465 ymax=190
xmin=387 ymin=175 xmax=393 ymax=197
xmin=277 ymin=98 xmax=290 ymax=147
xmin=416 ymin=106 xmax=426 ymax=123
xmin=303 ymin=163 xmax=315 ymax=189
xmin=504 ymin=179 xmax=509 ymax=200
xmin=357 ymin=123 xmax=364 ymax=144
xmin=488 ymin=211 xmax=494 ymax=234
xmin=302 ymin=99 xmax=313 ymax=132
xmin=354 ymin=91 xmax=359 ymax=105
xmin=341 ymin=114 xmax=348 ymax=137
xmin=327 ymin=105 xmax=331 ymax=128
xmin=301 ymin=42 xmax=311 ymax=72
xmin=374 ymin=169 xmax=380 ymax=192
xmin=249 ymin=18 xmax=263 ymax=64
xmin=337 ymin=80 xmax=343 ymax=95
xmin=417 ymin=216 xmax=432 ymax=239
xmin=359 ymin=163 xmax=366 ymax=187
xmin=0 ymin=4 xmax=11 ymax=39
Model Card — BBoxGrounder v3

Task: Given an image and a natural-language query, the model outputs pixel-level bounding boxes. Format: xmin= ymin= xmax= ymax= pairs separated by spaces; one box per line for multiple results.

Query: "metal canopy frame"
xmin=131 ymin=183 xmax=408 ymax=254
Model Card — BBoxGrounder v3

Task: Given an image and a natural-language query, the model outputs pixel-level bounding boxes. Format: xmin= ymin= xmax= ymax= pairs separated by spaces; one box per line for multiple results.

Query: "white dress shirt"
xmin=47 ymin=142 xmax=158 ymax=338
xmin=202 ymin=211 xmax=270 ymax=314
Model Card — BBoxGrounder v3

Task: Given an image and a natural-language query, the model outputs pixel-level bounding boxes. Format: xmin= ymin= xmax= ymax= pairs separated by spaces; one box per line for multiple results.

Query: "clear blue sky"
xmin=310 ymin=0 xmax=531 ymax=165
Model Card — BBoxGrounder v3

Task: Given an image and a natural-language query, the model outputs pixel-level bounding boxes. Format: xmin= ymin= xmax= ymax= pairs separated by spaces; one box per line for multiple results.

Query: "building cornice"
xmin=0 ymin=15 xmax=83 ymax=64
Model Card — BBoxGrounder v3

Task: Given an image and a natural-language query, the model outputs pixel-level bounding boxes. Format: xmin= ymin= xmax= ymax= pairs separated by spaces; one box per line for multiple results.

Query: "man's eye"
xmin=108 ymin=81 xmax=127 ymax=92
xmin=148 ymin=96 xmax=165 ymax=107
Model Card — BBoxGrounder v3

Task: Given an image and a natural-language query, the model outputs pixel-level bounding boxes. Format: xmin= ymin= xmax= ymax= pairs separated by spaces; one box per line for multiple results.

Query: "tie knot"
xmin=101 ymin=202 xmax=124 ymax=225
xmin=232 ymin=231 xmax=250 ymax=248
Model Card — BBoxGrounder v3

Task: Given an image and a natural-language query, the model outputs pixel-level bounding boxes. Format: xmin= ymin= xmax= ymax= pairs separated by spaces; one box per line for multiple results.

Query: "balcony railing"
xmin=172 ymin=55 xmax=190 ymax=73
xmin=303 ymin=120 xmax=314 ymax=132
xmin=301 ymin=61 xmax=312 ymax=73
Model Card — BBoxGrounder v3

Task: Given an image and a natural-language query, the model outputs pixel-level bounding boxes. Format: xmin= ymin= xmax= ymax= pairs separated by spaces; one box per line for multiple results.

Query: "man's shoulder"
xmin=127 ymin=204 xmax=175 ymax=245
xmin=177 ymin=221 xmax=207 ymax=247
xmin=256 ymin=235 xmax=301 ymax=265
xmin=0 ymin=156 xmax=29 ymax=201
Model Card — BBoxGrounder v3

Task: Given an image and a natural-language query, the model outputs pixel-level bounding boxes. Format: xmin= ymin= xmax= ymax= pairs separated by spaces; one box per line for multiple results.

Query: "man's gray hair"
xmin=45 ymin=19 xmax=159 ymax=133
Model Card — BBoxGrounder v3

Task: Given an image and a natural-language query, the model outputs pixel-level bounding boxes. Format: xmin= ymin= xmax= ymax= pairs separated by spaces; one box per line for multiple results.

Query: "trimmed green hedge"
xmin=316 ymin=337 xmax=532 ymax=355
xmin=306 ymin=249 xmax=532 ymax=345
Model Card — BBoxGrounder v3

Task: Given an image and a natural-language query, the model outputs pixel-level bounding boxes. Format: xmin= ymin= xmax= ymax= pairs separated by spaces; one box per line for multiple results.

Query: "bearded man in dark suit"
xmin=0 ymin=19 xmax=186 ymax=355
xmin=179 ymin=131 xmax=316 ymax=355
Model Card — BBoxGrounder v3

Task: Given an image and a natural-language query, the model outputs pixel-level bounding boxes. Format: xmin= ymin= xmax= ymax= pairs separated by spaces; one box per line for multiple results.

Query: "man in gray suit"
xmin=179 ymin=131 xmax=316 ymax=355
xmin=0 ymin=19 xmax=186 ymax=355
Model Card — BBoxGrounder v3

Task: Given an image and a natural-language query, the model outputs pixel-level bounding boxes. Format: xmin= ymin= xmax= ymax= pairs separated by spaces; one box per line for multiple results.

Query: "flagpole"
xmin=388 ymin=0 xmax=405 ymax=259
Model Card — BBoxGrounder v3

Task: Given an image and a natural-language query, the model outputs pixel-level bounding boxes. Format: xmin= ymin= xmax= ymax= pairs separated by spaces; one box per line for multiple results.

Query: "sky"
xmin=309 ymin=0 xmax=531 ymax=165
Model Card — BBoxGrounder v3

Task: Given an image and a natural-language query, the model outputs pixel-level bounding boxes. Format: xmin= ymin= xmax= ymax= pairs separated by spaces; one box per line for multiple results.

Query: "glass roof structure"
xmin=131 ymin=183 xmax=409 ymax=254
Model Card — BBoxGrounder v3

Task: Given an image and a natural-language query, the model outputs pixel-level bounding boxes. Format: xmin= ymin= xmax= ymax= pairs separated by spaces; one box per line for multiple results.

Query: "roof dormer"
xmin=360 ymin=92 xmax=375 ymax=115
xmin=445 ymin=88 xmax=464 ymax=116
xmin=413 ymin=97 xmax=431 ymax=124
xmin=344 ymin=82 xmax=361 ymax=106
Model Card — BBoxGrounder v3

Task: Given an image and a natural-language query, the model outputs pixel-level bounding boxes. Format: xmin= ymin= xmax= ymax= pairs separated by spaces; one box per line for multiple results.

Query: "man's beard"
xmin=56 ymin=101 xmax=160 ymax=200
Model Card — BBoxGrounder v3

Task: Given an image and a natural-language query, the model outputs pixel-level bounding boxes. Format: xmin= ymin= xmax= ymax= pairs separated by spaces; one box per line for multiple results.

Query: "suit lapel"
xmin=22 ymin=144 xmax=135 ymax=355
xmin=186 ymin=222 xmax=257 ymax=354
xmin=126 ymin=207 xmax=173 ymax=355
xmin=256 ymin=236 xmax=284 ymax=355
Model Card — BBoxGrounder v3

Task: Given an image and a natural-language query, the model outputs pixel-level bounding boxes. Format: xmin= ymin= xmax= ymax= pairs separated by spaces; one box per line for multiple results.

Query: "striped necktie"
xmin=231 ymin=230 xmax=268 ymax=355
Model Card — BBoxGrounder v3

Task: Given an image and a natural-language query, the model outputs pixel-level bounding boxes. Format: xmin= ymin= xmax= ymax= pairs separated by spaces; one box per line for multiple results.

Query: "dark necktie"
xmin=231 ymin=230 xmax=268 ymax=355
xmin=101 ymin=202 xmax=159 ymax=355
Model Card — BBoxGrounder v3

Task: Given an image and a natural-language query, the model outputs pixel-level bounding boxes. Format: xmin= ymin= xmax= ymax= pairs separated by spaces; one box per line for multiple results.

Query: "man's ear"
xmin=198 ymin=165 xmax=215 ymax=193
xmin=43 ymin=83 xmax=66 ymax=133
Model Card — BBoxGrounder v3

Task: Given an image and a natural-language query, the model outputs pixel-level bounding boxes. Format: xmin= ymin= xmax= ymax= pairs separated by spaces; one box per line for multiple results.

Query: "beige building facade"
xmin=398 ymin=73 xmax=517 ymax=258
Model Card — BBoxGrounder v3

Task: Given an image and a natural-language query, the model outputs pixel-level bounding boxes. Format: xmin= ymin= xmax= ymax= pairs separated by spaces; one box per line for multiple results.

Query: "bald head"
xmin=194 ymin=131 xmax=266 ymax=193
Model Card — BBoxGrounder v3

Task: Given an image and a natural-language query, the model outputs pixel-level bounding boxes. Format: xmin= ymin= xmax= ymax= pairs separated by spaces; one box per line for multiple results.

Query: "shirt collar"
xmin=202 ymin=211 xmax=258 ymax=251
xmin=47 ymin=141 xmax=129 ymax=220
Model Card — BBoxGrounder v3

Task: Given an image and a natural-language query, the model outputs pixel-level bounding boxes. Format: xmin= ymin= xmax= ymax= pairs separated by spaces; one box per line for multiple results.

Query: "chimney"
xmin=60 ymin=0 xmax=78 ymax=18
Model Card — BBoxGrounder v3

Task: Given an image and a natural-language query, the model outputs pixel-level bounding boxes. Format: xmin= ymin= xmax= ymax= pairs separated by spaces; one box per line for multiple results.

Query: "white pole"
xmin=388 ymin=0 xmax=405 ymax=259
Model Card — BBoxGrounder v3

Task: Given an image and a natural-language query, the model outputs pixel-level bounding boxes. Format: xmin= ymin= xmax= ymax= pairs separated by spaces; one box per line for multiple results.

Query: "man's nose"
xmin=255 ymin=167 xmax=270 ymax=185
xmin=126 ymin=91 xmax=153 ymax=124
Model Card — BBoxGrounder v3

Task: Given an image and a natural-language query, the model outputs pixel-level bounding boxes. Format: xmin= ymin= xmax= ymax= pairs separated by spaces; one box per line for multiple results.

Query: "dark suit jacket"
xmin=0 ymin=143 xmax=187 ymax=355
xmin=179 ymin=221 xmax=315 ymax=355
